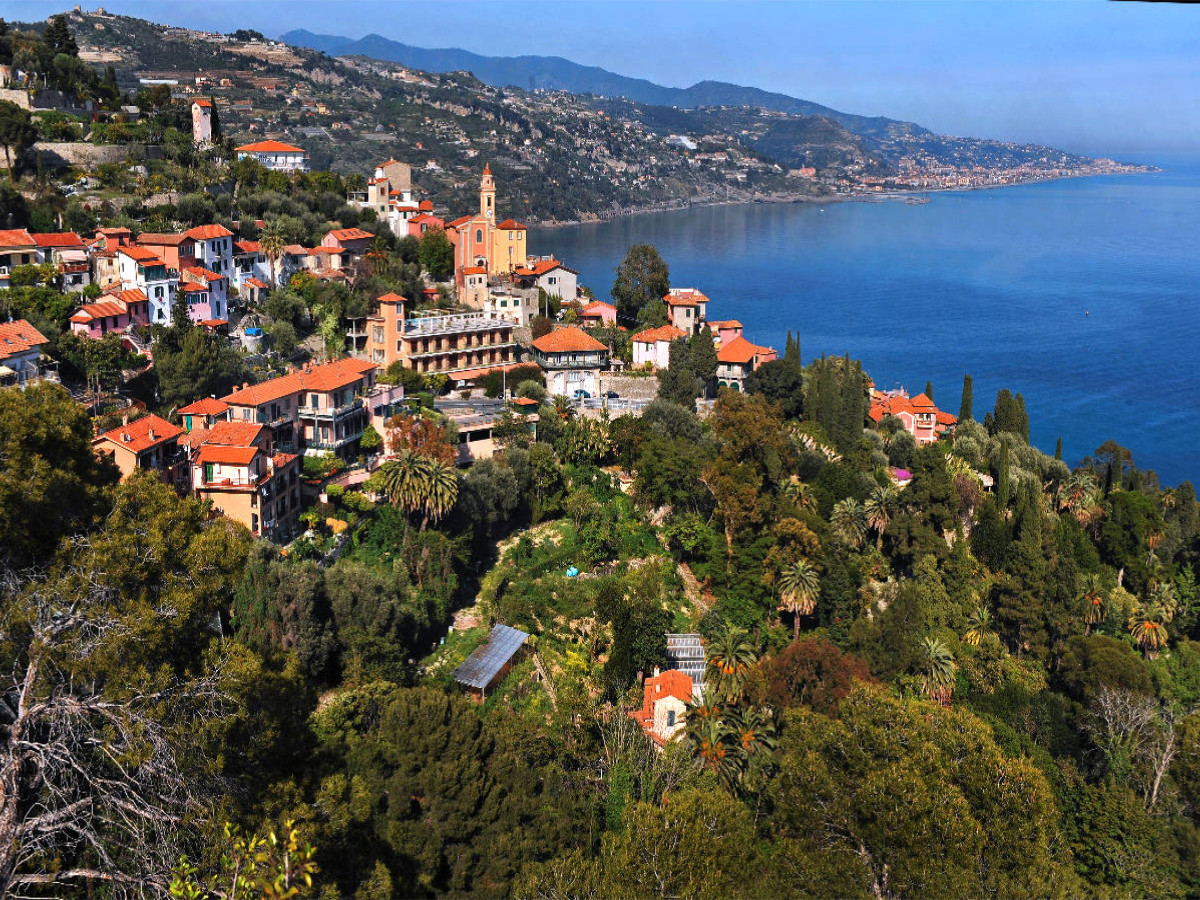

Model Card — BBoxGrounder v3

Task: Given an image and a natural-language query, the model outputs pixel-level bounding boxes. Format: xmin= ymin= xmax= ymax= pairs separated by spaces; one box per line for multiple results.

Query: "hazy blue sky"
xmin=10 ymin=1 xmax=1200 ymax=156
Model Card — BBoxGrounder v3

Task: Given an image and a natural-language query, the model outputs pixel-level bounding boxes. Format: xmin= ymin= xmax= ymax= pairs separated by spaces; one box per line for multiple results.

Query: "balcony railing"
xmin=307 ymin=430 xmax=363 ymax=451
xmin=298 ymin=397 xmax=362 ymax=419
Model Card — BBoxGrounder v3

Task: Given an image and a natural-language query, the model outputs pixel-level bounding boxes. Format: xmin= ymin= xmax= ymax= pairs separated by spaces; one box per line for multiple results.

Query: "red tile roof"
xmin=197 ymin=444 xmax=258 ymax=466
xmin=180 ymin=284 xmax=210 ymax=294
xmin=235 ymin=140 xmax=306 ymax=154
xmin=193 ymin=98 xmax=212 ymax=107
xmin=204 ymin=420 xmax=266 ymax=446
xmin=244 ymin=277 xmax=270 ymax=289
xmin=273 ymin=451 xmax=298 ymax=469
xmin=909 ymin=392 xmax=936 ymax=410
xmin=377 ymin=292 xmax=406 ymax=304
xmin=137 ymin=232 xmax=189 ymax=246
xmin=632 ymin=324 xmax=687 ymax=344
xmin=0 ymin=229 xmax=35 ymax=248
xmin=716 ymin=335 xmax=764 ymax=364
xmin=631 ymin=669 xmax=693 ymax=737
xmin=532 ymin=326 xmax=608 ymax=354
xmin=117 ymin=245 xmax=164 ymax=264
xmin=461 ymin=265 xmax=487 ymax=275
xmin=708 ymin=319 xmax=742 ymax=330
xmin=221 ymin=358 xmax=376 ymax=407
xmin=935 ymin=410 xmax=959 ymax=426
xmin=419 ymin=199 xmax=434 ymax=211
xmin=663 ymin=288 xmax=710 ymax=307
xmin=582 ymin=301 xmax=616 ymax=314
xmin=496 ymin=218 xmax=527 ymax=231
xmin=446 ymin=215 xmax=474 ymax=229
xmin=326 ymin=227 xmax=373 ymax=243
xmin=70 ymin=300 xmax=127 ymax=322
xmin=234 ymin=240 xmax=261 ymax=253
xmin=0 ymin=319 xmax=48 ymax=356
xmin=31 ymin=231 xmax=85 ymax=248
xmin=94 ymin=414 xmax=182 ymax=454
xmin=183 ymin=266 xmax=226 ymax=282
xmin=179 ymin=397 xmax=230 ymax=416
xmin=114 ymin=289 xmax=147 ymax=306
xmin=184 ymin=224 xmax=234 ymax=241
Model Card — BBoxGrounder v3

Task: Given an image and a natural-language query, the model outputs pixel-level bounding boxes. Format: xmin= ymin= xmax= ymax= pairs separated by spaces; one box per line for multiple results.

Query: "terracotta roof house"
xmin=631 ymin=324 xmax=687 ymax=370
xmin=0 ymin=319 xmax=53 ymax=387
xmin=868 ymin=389 xmax=957 ymax=446
xmin=0 ymin=229 xmax=37 ymax=288
xmin=178 ymin=397 xmax=230 ymax=432
xmin=716 ymin=336 xmax=777 ymax=392
xmin=579 ymin=300 xmax=617 ymax=328
xmin=532 ymin=326 xmax=610 ymax=398
xmin=235 ymin=140 xmax=309 ymax=172
xmin=92 ymin=414 xmax=187 ymax=487
xmin=630 ymin=668 xmax=693 ymax=746
xmin=663 ymin=288 xmax=710 ymax=335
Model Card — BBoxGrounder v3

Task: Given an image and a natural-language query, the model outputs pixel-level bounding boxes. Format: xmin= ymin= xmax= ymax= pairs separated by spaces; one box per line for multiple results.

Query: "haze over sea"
xmin=532 ymin=154 xmax=1200 ymax=486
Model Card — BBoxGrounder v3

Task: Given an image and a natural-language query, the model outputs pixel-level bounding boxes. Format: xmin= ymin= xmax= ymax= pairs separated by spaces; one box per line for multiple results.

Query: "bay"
xmin=529 ymin=156 xmax=1200 ymax=486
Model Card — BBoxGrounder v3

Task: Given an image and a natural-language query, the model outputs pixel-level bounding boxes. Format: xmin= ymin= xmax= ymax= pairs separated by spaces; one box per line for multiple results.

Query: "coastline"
xmin=526 ymin=166 xmax=1159 ymax=229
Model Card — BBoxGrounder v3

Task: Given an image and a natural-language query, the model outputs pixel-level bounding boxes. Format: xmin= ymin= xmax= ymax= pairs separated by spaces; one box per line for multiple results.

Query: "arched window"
xmin=475 ymin=229 xmax=483 ymax=244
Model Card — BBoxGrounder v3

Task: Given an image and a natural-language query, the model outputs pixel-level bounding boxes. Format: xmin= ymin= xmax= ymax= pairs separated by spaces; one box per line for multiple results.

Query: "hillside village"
xmin=1 ymin=11 xmax=1196 ymax=900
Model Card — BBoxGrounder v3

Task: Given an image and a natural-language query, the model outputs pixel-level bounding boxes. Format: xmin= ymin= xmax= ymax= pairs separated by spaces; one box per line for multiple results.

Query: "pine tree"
xmin=171 ymin=290 xmax=192 ymax=330
xmin=688 ymin=326 xmax=718 ymax=392
xmin=924 ymin=380 xmax=934 ymax=401
xmin=208 ymin=95 xmax=222 ymax=142
xmin=959 ymin=375 xmax=973 ymax=422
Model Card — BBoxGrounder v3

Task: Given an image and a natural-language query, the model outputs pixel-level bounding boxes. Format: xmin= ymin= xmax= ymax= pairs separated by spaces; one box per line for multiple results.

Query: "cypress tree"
xmin=959 ymin=375 xmax=973 ymax=422
xmin=1015 ymin=393 xmax=1030 ymax=442
xmin=209 ymin=95 xmax=222 ymax=142
xmin=996 ymin=441 xmax=1011 ymax=510
xmin=1054 ymin=436 xmax=1062 ymax=460
xmin=924 ymin=380 xmax=934 ymax=401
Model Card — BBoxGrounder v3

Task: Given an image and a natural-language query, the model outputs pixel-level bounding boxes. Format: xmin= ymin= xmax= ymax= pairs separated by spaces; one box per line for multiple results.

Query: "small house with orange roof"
xmin=69 ymin=289 xmax=149 ymax=339
xmin=0 ymin=319 xmax=52 ymax=387
xmin=513 ymin=256 xmax=579 ymax=301
xmin=707 ymin=319 xmax=743 ymax=346
xmin=532 ymin=326 xmax=610 ymax=397
xmin=715 ymin=336 xmax=777 ymax=392
xmin=579 ymin=300 xmax=617 ymax=328
xmin=868 ymin=389 xmax=957 ymax=446
xmin=407 ymin=213 xmax=445 ymax=238
xmin=663 ymin=287 xmax=710 ymax=335
xmin=0 ymin=229 xmax=37 ymax=288
xmin=233 ymin=239 xmax=272 ymax=290
xmin=136 ymin=233 xmax=196 ymax=272
xmin=93 ymin=227 xmax=133 ymax=250
xmin=31 ymin=231 xmax=90 ymax=288
xmin=234 ymin=140 xmax=309 ymax=172
xmin=321 ymin=227 xmax=375 ymax=257
xmin=631 ymin=324 xmax=687 ymax=370
xmin=92 ymin=413 xmax=188 ymax=488
xmin=630 ymin=668 xmax=693 ymax=746
xmin=178 ymin=397 xmax=230 ymax=432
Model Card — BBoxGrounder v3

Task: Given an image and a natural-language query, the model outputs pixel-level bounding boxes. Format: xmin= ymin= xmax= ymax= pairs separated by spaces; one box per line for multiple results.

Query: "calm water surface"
xmin=530 ymin=157 xmax=1200 ymax=485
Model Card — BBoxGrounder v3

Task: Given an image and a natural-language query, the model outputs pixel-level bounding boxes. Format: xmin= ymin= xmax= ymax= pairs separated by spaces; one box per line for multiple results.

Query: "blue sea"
xmin=529 ymin=155 xmax=1200 ymax=485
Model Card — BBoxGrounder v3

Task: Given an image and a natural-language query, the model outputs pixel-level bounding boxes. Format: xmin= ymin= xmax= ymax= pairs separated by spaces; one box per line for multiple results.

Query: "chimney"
xmin=148 ymin=428 xmax=156 ymax=441
xmin=122 ymin=414 xmax=129 ymax=427
xmin=242 ymin=382 xmax=250 ymax=390
xmin=652 ymin=666 xmax=660 ymax=678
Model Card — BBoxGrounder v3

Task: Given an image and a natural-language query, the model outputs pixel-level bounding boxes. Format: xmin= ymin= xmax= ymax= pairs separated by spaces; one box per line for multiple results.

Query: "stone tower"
xmin=479 ymin=163 xmax=495 ymax=222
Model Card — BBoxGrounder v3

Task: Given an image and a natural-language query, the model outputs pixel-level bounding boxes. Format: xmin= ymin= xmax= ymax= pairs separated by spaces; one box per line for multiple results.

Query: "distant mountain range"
xmin=278 ymin=29 xmax=917 ymax=140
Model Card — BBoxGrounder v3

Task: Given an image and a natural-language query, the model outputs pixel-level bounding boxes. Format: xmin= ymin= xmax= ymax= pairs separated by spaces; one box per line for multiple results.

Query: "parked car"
xmin=572 ymin=389 xmax=591 ymax=400
xmin=603 ymin=390 xmax=620 ymax=399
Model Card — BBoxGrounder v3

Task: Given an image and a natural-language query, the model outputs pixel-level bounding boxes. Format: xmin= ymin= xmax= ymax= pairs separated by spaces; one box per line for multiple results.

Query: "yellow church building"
xmin=446 ymin=165 xmax=528 ymax=281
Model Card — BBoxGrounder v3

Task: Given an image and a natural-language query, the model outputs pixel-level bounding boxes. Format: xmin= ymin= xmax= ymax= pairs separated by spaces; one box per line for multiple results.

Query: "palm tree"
xmin=963 ymin=605 xmax=992 ymax=647
xmin=378 ymin=449 xmax=432 ymax=515
xmin=420 ymin=459 xmax=460 ymax=529
xmin=778 ymin=558 xmax=821 ymax=640
xmin=706 ymin=625 xmax=758 ymax=702
xmin=921 ymin=636 xmax=956 ymax=705
xmin=691 ymin=716 xmax=740 ymax=788
xmin=726 ymin=706 xmax=777 ymax=757
xmin=832 ymin=497 xmax=868 ymax=549
xmin=259 ymin=219 xmax=286 ymax=287
xmin=780 ymin=476 xmax=814 ymax=510
xmin=1128 ymin=605 xmax=1169 ymax=659
xmin=863 ymin=483 xmax=899 ymax=551
xmin=1080 ymin=574 xmax=1106 ymax=634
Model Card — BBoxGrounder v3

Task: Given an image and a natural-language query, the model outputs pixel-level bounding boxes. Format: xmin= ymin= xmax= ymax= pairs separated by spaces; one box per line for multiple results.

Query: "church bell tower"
xmin=480 ymin=164 xmax=495 ymax=222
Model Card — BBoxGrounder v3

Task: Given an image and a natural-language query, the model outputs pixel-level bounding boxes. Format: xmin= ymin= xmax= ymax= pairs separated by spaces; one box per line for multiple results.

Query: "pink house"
xmin=708 ymin=319 xmax=744 ymax=346
xmin=579 ymin=300 xmax=617 ymax=328
xmin=407 ymin=213 xmax=445 ymax=237
xmin=632 ymin=324 xmax=687 ymax=369
xmin=868 ymin=390 xmax=958 ymax=446
xmin=69 ymin=289 xmax=149 ymax=339
xmin=321 ymin=227 xmax=374 ymax=257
